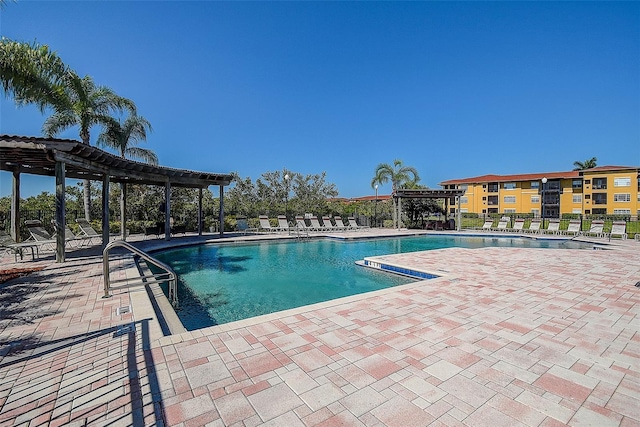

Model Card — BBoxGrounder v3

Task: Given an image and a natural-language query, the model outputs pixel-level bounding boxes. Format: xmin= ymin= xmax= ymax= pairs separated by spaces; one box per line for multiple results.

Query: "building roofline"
xmin=439 ymin=166 xmax=639 ymax=185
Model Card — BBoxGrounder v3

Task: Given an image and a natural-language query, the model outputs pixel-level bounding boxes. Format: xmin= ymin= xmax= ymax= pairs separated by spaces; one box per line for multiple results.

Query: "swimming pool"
xmin=153 ymin=235 xmax=592 ymax=330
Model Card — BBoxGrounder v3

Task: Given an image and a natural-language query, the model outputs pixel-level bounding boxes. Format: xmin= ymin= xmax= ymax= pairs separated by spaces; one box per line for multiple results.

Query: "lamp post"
xmin=374 ymin=185 xmax=379 ymax=228
xmin=541 ymin=177 xmax=547 ymax=229
xmin=284 ymin=173 xmax=290 ymax=222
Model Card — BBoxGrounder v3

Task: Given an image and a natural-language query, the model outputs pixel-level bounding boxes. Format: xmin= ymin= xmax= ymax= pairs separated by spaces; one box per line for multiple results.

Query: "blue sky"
xmin=1 ymin=1 xmax=638 ymax=198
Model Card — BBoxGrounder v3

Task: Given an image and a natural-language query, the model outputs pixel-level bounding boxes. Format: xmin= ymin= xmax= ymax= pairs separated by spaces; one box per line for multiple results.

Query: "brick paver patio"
xmin=0 ymin=231 xmax=638 ymax=426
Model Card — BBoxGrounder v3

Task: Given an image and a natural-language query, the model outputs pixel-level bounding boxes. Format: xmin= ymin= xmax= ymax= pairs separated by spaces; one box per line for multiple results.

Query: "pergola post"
xmin=198 ymin=187 xmax=203 ymax=236
xmin=397 ymin=196 xmax=402 ymax=229
xmin=219 ymin=184 xmax=224 ymax=237
xmin=11 ymin=170 xmax=20 ymax=242
xmin=120 ymin=182 xmax=127 ymax=241
xmin=457 ymin=196 xmax=461 ymax=231
xmin=102 ymin=174 xmax=110 ymax=250
xmin=55 ymin=161 xmax=66 ymax=263
xmin=165 ymin=181 xmax=171 ymax=241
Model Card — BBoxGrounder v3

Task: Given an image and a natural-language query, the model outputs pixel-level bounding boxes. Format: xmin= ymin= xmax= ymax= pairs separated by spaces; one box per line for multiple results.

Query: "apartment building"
xmin=439 ymin=166 xmax=640 ymax=218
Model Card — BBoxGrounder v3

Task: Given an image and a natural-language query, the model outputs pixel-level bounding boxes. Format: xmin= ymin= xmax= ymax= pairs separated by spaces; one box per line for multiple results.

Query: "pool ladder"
xmin=102 ymin=240 xmax=178 ymax=306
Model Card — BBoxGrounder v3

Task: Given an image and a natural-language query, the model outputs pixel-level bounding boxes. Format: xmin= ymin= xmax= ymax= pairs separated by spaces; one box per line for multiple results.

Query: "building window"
xmin=572 ymin=195 xmax=582 ymax=203
xmin=460 ymin=208 xmax=468 ymax=213
xmin=613 ymin=209 xmax=631 ymax=215
xmin=504 ymin=209 xmax=516 ymax=213
xmin=547 ymin=180 xmax=561 ymax=191
xmin=585 ymin=194 xmax=591 ymax=199
xmin=460 ymin=184 xmax=468 ymax=191
xmin=488 ymin=183 xmax=499 ymax=192
xmin=531 ymin=195 xmax=540 ymax=203
xmin=572 ymin=208 xmax=582 ymax=214
xmin=503 ymin=196 xmax=516 ymax=204
xmin=592 ymin=208 xmax=607 ymax=215
xmin=614 ymin=177 xmax=631 ymax=187
xmin=504 ymin=182 xmax=516 ymax=190
xmin=614 ymin=193 xmax=631 ymax=202
xmin=593 ymin=178 xmax=607 ymax=189
xmin=531 ymin=181 xmax=540 ymax=189
xmin=460 ymin=196 xmax=468 ymax=204
xmin=584 ymin=179 xmax=591 ymax=184
xmin=488 ymin=195 xmax=498 ymax=205
xmin=531 ymin=208 xmax=540 ymax=216
xmin=593 ymin=193 xmax=607 ymax=205
xmin=482 ymin=196 xmax=487 ymax=201
xmin=572 ymin=179 xmax=582 ymax=189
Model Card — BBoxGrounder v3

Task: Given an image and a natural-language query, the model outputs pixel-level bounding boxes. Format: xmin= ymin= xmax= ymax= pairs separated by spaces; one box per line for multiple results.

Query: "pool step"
xmin=357 ymin=259 xmax=439 ymax=280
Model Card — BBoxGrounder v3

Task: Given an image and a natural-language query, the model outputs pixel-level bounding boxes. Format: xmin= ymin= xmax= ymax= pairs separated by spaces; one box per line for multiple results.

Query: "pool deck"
xmin=0 ymin=229 xmax=638 ymax=426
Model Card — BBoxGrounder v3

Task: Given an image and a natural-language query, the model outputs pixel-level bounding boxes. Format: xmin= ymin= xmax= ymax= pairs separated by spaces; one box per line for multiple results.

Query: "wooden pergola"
xmin=0 ymin=135 xmax=234 ymax=262
xmin=393 ymin=188 xmax=466 ymax=230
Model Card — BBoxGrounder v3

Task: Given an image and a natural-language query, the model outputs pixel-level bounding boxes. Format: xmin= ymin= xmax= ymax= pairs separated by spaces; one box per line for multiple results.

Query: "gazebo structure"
xmin=393 ymin=188 xmax=466 ymax=230
xmin=0 ymin=135 xmax=234 ymax=262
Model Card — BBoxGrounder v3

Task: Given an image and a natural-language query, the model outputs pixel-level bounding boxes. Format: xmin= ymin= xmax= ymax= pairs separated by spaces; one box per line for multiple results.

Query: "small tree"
xmin=573 ymin=157 xmax=597 ymax=171
xmin=371 ymin=159 xmax=420 ymax=228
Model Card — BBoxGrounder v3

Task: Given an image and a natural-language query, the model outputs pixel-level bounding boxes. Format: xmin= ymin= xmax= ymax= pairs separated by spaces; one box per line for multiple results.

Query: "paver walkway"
xmin=0 ymin=233 xmax=638 ymax=426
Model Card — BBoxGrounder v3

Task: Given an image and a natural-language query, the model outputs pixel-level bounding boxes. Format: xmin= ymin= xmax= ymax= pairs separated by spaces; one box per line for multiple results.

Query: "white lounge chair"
xmin=347 ymin=217 xmax=369 ymax=231
xmin=609 ymin=221 xmax=627 ymax=240
xmin=334 ymin=216 xmax=351 ymax=231
xmin=524 ymin=219 xmax=541 ymax=234
xmin=563 ymin=219 xmax=581 ymax=236
xmin=277 ymin=215 xmax=291 ymax=232
xmin=582 ymin=220 xmax=606 ymax=238
xmin=322 ymin=216 xmax=344 ymax=232
xmin=544 ymin=219 xmax=561 ymax=235
xmin=257 ymin=215 xmax=276 ymax=233
xmin=295 ymin=216 xmax=314 ymax=233
xmin=511 ymin=218 xmax=525 ymax=233
xmin=478 ymin=219 xmax=494 ymax=231
xmin=493 ymin=216 xmax=510 ymax=232
xmin=309 ymin=216 xmax=329 ymax=232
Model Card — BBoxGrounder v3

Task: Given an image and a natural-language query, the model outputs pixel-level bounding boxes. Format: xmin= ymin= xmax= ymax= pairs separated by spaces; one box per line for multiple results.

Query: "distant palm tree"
xmin=97 ymin=114 xmax=156 ymax=164
xmin=573 ymin=157 xmax=598 ymax=171
xmin=42 ymin=73 xmax=136 ymax=220
xmin=371 ymin=159 xmax=420 ymax=228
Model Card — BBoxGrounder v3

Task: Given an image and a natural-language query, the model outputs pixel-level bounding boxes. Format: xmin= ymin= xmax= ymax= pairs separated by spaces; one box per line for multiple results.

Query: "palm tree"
xmin=42 ymin=73 xmax=136 ymax=220
xmin=371 ymin=159 xmax=420 ymax=228
xmin=1 ymin=38 xmax=136 ymax=220
xmin=97 ymin=114 xmax=155 ymax=239
xmin=0 ymin=38 xmax=68 ymax=112
xmin=573 ymin=157 xmax=597 ymax=171
xmin=97 ymin=114 xmax=156 ymax=164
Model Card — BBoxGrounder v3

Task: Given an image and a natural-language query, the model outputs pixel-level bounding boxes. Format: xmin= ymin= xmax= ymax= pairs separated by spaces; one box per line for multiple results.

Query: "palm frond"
xmin=124 ymin=147 xmax=159 ymax=165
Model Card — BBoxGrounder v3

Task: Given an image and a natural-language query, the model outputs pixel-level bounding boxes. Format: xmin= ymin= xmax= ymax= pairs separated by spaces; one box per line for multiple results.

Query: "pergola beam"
xmin=0 ymin=134 xmax=234 ymax=262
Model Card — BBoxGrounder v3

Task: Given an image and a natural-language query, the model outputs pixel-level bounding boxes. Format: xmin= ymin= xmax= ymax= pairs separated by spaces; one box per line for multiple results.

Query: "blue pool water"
xmin=153 ymin=235 xmax=591 ymax=329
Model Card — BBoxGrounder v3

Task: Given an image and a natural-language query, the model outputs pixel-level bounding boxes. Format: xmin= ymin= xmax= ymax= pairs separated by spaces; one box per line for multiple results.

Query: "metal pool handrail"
xmin=102 ymin=240 xmax=178 ymax=306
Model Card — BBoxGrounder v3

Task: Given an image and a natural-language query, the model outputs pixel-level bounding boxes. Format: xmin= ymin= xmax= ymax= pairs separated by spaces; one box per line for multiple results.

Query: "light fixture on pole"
xmin=284 ymin=173 xmax=290 ymax=222
xmin=374 ymin=184 xmax=378 ymax=228
xmin=541 ymin=177 xmax=547 ymax=228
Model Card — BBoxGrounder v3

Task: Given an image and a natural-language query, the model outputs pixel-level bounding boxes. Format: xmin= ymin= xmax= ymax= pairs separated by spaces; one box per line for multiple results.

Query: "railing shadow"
xmin=0 ymin=319 xmax=165 ymax=426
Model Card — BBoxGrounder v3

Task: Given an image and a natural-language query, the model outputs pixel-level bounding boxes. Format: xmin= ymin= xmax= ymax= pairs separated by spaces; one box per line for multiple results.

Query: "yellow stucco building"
xmin=440 ymin=166 xmax=640 ymax=218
